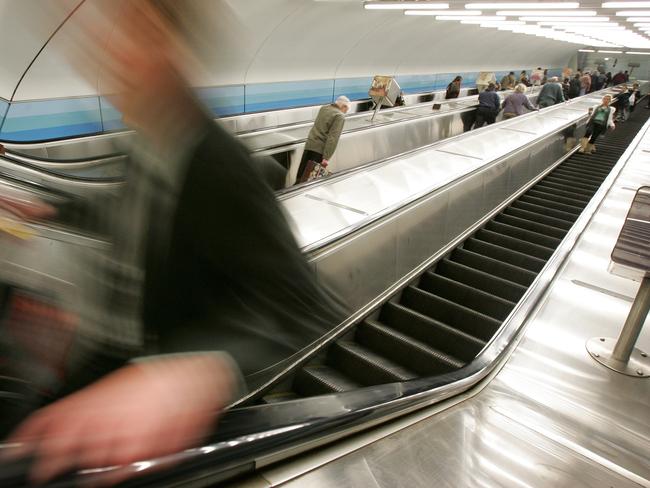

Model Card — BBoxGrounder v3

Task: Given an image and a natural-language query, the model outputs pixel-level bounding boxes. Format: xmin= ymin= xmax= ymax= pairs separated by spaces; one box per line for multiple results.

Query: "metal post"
xmin=587 ymin=276 xmax=650 ymax=377
xmin=612 ymin=277 xmax=650 ymax=363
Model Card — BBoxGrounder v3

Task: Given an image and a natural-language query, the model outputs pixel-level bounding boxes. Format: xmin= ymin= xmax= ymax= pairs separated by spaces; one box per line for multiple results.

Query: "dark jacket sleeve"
xmin=146 ymin=122 xmax=348 ymax=378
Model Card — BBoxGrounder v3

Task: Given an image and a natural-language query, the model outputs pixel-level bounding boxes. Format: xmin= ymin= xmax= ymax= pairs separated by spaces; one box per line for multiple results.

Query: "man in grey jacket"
xmin=537 ymin=77 xmax=565 ymax=108
xmin=295 ymin=96 xmax=350 ymax=184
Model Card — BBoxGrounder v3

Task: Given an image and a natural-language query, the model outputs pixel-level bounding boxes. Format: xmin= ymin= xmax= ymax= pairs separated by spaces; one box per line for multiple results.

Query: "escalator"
xmin=255 ymin=105 xmax=650 ymax=403
xmin=0 ymin=103 xmax=646 ymax=487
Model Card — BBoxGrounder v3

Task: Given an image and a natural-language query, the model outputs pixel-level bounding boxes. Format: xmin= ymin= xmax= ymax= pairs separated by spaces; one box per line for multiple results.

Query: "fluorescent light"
xmin=364 ymin=2 xmax=449 ymax=9
xmin=599 ymin=49 xmax=624 ymax=52
xmin=520 ymin=16 xmax=610 ymax=21
xmin=579 ymin=48 xmax=596 ymax=51
xmin=437 ymin=15 xmax=501 ymax=20
xmin=603 ymin=2 xmax=650 ymax=6
xmin=626 ymin=16 xmax=650 ymax=20
xmin=541 ymin=22 xmax=620 ymax=27
xmin=405 ymin=9 xmax=481 ymax=15
xmin=458 ymin=16 xmax=507 ymax=22
xmin=626 ymin=50 xmax=650 ymax=53
xmin=466 ymin=2 xmax=578 ymax=8
xmin=497 ymin=10 xmax=597 ymax=16
xmin=617 ymin=10 xmax=650 ymax=15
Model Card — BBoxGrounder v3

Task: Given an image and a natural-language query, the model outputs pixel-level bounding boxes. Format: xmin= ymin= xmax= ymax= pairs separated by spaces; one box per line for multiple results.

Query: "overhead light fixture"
xmin=497 ymin=10 xmax=597 ymax=16
xmin=520 ymin=16 xmax=610 ymax=21
xmin=405 ymin=9 xmax=481 ymax=15
xmin=603 ymin=1 xmax=650 ymax=7
xmin=579 ymin=48 xmax=596 ymax=51
xmin=617 ymin=10 xmax=650 ymax=15
xmin=437 ymin=15 xmax=502 ymax=19
xmin=364 ymin=1 xmax=449 ymax=9
xmin=626 ymin=16 xmax=650 ymax=20
xmin=599 ymin=49 xmax=624 ymax=52
xmin=626 ymin=50 xmax=650 ymax=53
xmin=541 ymin=22 xmax=619 ymax=27
xmin=466 ymin=2 xmax=579 ymax=8
xmin=458 ymin=16 xmax=507 ymax=22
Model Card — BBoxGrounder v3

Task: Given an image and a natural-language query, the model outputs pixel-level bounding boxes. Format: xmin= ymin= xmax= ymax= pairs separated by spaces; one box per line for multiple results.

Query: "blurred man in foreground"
xmin=0 ymin=1 xmax=345 ymax=485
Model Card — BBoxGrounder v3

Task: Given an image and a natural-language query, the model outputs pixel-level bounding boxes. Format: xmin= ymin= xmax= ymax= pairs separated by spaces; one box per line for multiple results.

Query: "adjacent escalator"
xmin=258 ymin=106 xmax=649 ymax=404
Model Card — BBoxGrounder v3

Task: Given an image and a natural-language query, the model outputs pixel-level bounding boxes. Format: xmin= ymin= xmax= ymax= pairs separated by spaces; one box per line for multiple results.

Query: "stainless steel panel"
xmin=444 ymin=169 xmax=486 ymax=239
xmin=279 ymin=395 xmax=641 ymax=488
xmin=281 ymin=195 xmax=366 ymax=250
xmin=314 ymin=218 xmax=399 ymax=312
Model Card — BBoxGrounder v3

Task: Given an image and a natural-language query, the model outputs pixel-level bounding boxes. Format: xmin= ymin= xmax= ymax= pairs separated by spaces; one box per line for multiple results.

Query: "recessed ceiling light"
xmin=603 ymin=2 xmax=650 ymax=7
xmin=497 ymin=10 xmax=597 ymax=16
xmin=364 ymin=1 xmax=449 ymax=9
xmin=466 ymin=2 xmax=579 ymax=8
xmin=405 ymin=9 xmax=481 ymax=15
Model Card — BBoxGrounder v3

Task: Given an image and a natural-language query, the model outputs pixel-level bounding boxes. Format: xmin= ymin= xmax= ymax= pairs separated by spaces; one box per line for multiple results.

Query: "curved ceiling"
xmin=1 ymin=0 xmax=579 ymax=102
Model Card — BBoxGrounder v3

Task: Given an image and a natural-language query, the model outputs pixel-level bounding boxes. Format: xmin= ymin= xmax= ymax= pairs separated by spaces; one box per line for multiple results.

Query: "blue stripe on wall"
xmin=0 ymin=97 xmax=102 ymax=142
xmin=245 ymin=79 xmax=334 ymax=113
xmin=0 ymin=68 xmax=562 ymax=142
xmin=334 ymin=77 xmax=374 ymax=101
xmin=0 ymin=99 xmax=8 ymax=134
xmin=197 ymin=85 xmax=245 ymax=117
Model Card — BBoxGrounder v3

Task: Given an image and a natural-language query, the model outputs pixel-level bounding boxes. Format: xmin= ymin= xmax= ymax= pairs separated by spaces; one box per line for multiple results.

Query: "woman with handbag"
xmin=580 ymin=95 xmax=616 ymax=154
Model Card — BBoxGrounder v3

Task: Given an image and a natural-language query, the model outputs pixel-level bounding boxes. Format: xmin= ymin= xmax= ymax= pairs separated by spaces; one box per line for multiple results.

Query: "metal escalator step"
xmin=381 ymin=301 xmax=486 ymax=362
xmin=495 ymin=214 xmax=566 ymax=240
xmin=566 ymin=157 xmax=615 ymax=169
xmin=401 ymin=286 xmax=501 ymax=342
xmin=555 ymin=165 xmax=611 ymax=180
xmin=509 ymin=200 xmax=577 ymax=225
xmin=262 ymin=391 xmax=301 ymax=404
xmin=536 ymin=180 xmax=595 ymax=199
xmin=485 ymin=220 xmax=560 ymax=251
xmin=463 ymin=237 xmax=546 ymax=273
xmin=419 ymin=271 xmax=516 ymax=321
xmin=551 ymin=168 xmax=607 ymax=184
xmin=518 ymin=194 xmax=582 ymax=216
xmin=474 ymin=228 xmax=554 ymax=260
xmin=328 ymin=341 xmax=417 ymax=386
xmin=543 ymin=175 xmax=601 ymax=192
xmin=527 ymin=188 xmax=588 ymax=209
xmin=293 ymin=365 xmax=361 ymax=397
xmin=504 ymin=206 xmax=573 ymax=231
xmin=356 ymin=320 xmax=464 ymax=376
xmin=435 ymin=258 xmax=527 ymax=304
xmin=451 ymin=247 xmax=537 ymax=287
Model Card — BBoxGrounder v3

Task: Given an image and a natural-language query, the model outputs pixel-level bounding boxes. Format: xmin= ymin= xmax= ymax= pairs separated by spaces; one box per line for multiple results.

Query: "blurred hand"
xmin=2 ymin=354 xmax=236 ymax=486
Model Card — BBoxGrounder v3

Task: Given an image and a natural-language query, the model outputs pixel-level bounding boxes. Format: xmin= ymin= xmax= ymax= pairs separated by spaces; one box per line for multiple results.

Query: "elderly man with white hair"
xmin=295 ymin=95 xmax=351 ymax=184
xmin=537 ymin=76 xmax=565 ymax=108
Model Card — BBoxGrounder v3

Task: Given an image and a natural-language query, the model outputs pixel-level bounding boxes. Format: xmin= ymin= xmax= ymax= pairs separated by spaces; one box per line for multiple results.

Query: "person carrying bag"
xmin=580 ymin=95 xmax=616 ymax=154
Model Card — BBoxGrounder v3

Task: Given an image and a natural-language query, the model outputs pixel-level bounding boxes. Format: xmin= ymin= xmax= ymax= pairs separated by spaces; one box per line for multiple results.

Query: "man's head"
xmin=335 ymin=95 xmax=351 ymax=114
xmin=602 ymin=94 xmax=613 ymax=106
xmin=550 ymin=77 xmax=559 ymax=83
xmin=509 ymin=71 xmax=515 ymax=76
xmin=487 ymin=83 xmax=496 ymax=92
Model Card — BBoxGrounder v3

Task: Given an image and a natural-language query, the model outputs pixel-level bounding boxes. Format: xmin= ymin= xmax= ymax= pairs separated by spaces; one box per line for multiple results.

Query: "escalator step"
xmin=293 ymin=365 xmax=361 ymax=397
xmin=566 ymin=157 xmax=615 ymax=170
xmin=381 ymin=301 xmax=486 ymax=362
xmin=519 ymin=194 xmax=582 ymax=215
xmin=485 ymin=220 xmax=560 ymax=251
xmin=527 ymin=188 xmax=588 ymax=209
xmin=509 ymin=200 xmax=577 ymax=225
xmin=503 ymin=206 xmax=573 ymax=231
xmin=535 ymin=181 xmax=594 ymax=200
xmin=543 ymin=175 xmax=601 ymax=192
xmin=356 ymin=320 xmax=464 ymax=376
xmin=419 ymin=271 xmax=516 ymax=321
xmin=559 ymin=164 xmax=611 ymax=178
xmin=401 ymin=286 xmax=501 ymax=342
xmin=451 ymin=247 xmax=538 ymax=287
xmin=463 ymin=237 xmax=547 ymax=273
xmin=435 ymin=258 xmax=528 ymax=303
xmin=495 ymin=214 xmax=566 ymax=240
xmin=551 ymin=168 xmax=607 ymax=184
xmin=328 ymin=341 xmax=417 ymax=386
xmin=474 ymin=228 xmax=554 ymax=260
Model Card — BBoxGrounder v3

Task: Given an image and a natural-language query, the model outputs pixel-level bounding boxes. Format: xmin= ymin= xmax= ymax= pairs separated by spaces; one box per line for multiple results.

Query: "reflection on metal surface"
xmin=571 ymin=279 xmax=634 ymax=302
xmin=587 ymin=337 xmax=650 ymax=377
